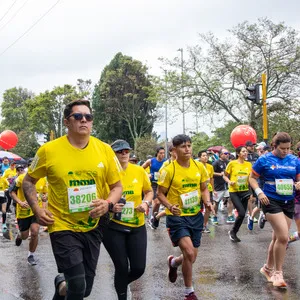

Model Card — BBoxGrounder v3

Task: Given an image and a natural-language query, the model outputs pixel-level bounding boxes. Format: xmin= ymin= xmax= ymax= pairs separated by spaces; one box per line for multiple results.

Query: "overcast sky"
xmin=0 ymin=0 xmax=299 ymax=139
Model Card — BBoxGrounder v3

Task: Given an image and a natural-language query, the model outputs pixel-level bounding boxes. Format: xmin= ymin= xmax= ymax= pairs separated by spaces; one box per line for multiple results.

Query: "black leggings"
xmin=63 ymin=263 xmax=94 ymax=300
xmin=103 ymin=224 xmax=147 ymax=300
xmin=230 ymin=191 xmax=251 ymax=234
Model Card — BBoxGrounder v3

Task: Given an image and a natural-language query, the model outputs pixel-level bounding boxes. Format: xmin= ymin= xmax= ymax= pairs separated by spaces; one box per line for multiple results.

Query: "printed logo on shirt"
xmin=132 ymin=179 xmax=138 ymax=183
xmin=97 ymin=162 xmax=104 ymax=168
xmin=270 ymin=165 xmax=295 ymax=170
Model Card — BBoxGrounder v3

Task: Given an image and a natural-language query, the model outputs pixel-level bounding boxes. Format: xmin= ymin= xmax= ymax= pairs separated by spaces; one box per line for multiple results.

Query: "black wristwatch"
xmin=108 ymin=202 xmax=114 ymax=212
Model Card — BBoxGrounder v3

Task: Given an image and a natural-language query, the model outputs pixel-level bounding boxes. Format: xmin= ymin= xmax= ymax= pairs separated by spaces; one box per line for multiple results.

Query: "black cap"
xmin=263 ymin=145 xmax=271 ymax=151
xmin=16 ymin=164 xmax=24 ymax=170
xmin=245 ymin=140 xmax=256 ymax=147
xmin=10 ymin=160 xmax=16 ymax=165
xmin=111 ymin=139 xmax=132 ymax=152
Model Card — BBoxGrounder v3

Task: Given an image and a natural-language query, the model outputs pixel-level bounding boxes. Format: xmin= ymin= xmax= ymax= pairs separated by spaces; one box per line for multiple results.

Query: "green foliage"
xmin=12 ymin=130 xmax=40 ymax=159
xmin=134 ymin=134 xmax=160 ymax=161
xmin=92 ymin=53 xmax=158 ymax=148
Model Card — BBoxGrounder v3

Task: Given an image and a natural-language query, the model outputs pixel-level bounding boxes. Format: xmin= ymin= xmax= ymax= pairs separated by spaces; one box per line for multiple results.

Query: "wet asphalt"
xmin=1 ymin=211 xmax=300 ymax=300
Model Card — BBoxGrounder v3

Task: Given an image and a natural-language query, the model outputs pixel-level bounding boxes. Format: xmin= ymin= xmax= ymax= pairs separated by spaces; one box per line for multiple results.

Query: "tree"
xmin=92 ymin=52 xmax=158 ymax=148
xmin=134 ymin=134 xmax=160 ymax=161
xmin=12 ymin=130 xmax=40 ymax=159
xmin=27 ymin=85 xmax=80 ymax=139
xmin=1 ymin=87 xmax=34 ymax=132
xmin=160 ymin=18 xmax=300 ymax=135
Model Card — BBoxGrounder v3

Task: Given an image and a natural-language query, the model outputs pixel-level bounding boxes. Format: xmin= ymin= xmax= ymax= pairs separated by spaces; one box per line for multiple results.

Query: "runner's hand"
xmin=136 ymin=202 xmax=148 ymax=213
xmin=295 ymin=182 xmax=300 ymax=190
xmin=170 ymin=204 xmax=181 ymax=216
xmin=258 ymin=193 xmax=269 ymax=205
xmin=20 ymin=201 xmax=30 ymax=209
xmin=112 ymin=202 xmax=125 ymax=213
xmin=89 ymin=199 xmax=111 ymax=218
xmin=205 ymin=202 xmax=215 ymax=214
xmin=35 ymin=208 xmax=54 ymax=226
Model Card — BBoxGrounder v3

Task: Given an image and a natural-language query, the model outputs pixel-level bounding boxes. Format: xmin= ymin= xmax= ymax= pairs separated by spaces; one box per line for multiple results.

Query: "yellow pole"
xmin=262 ymin=73 xmax=268 ymax=142
xmin=50 ymin=130 xmax=54 ymax=141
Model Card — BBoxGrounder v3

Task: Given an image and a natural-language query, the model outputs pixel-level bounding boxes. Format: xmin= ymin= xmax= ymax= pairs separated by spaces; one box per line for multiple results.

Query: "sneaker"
xmin=27 ymin=255 xmax=37 ymax=266
xmin=167 ymin=255 xmax=178 ymax=283
xmin=152 ymin=212 xmax=160 ymax=228
xmin=53 ymin=274 xmax=66 ymax=300
xmin=271 ymin=271 xmax=287 ymax=288
xmin=260 ymin=264 xmax=274 ymax=282
xmin=288 ymin=232 xmax=299 ymax=244
xmin=202 ymin=226 xmax=210 ymax=233
xmin=228 ymin=230 xmax=241 ymax=242
xmin=148 ymin=217 xmax=158 ymax=229
xmin=15 ymin=234 xmax=22 ymax=246
xmin=226 ymin=215 xmax=235 ymax=224
xmin=2 ymin=223 xmax=7 ymax=231
xmin=247 ymin=216 xmax=254 ymax=230
xmin=258 ymin=213 xmax=266 ymax=229
xmin=211 ymin=216 xmax=218 ymax=225
xmin=184 ymin=292 xmax=198 ymax=300
xmin=253 ymin=217 xmax=258 ymax=223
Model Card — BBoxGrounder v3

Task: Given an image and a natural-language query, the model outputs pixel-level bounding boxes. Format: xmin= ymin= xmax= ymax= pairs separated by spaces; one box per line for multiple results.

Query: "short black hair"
xmin=156 ymin=146 xmax=165 ymax=156
xmin=64 ymin=99 xmax=92 ymax=119
xmin=172 ymin=134 xmax=192 ymax=147
xmin=198 ymin=150 xmax=207 ymax=157
xmin=235 ymin=145 xmax=246 ymax=158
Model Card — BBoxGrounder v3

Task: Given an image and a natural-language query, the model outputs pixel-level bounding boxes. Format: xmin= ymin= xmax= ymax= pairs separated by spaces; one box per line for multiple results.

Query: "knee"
xmin=183 ymin=248 xmax=196 ymax=263
xmin=276 ymin=235 xmax=288 ymax=245
xmin=67 ymin=275 xmax=86 ymax=297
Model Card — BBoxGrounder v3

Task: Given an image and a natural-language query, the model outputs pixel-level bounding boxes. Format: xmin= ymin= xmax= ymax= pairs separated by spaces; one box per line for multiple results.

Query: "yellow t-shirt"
xmin=28 ymin=135 xmax=121 ymax=233
xmin=225 ymin=160 xmax=252 ymax=192
xmin=36 ymin=177 xmax=48 ymax=201
xmin=158 ymin=159 xmax=209 ymax=216
xmin=0 ymin=177 xmax=9 ymax=197
xmin=160 ymin=159 xmax=172 ymax=171
xmin=113 ymin=163 xmax=151 ymax=227
xmin=15 ymin=174 xmax=47 ymax=219
xmin=201 ymin=162 xmax=214 ymax=192
xmin=3 ymin=168 xmax=17 ymax=180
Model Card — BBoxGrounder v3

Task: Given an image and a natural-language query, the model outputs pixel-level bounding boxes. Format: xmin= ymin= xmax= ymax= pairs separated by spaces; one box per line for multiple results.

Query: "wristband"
xmin=143 ymin=200 xmax=150 ymax=207
xmin=254 ymin=187 xmax=263 ymax=196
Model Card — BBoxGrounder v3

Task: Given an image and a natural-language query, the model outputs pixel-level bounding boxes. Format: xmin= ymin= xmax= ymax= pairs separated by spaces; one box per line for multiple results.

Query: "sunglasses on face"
xmin=67 ymin=113 xmax=93 ymax=122
xmin=116 ymin=149 xmax=130 ymax=154
xmin=223 ymin=152 xmax=230 ymax=155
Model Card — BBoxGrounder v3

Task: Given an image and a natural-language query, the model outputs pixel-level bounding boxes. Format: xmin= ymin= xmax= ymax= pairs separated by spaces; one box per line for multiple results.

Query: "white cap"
xmin=256 ymin=142 xmax=266 ymax=150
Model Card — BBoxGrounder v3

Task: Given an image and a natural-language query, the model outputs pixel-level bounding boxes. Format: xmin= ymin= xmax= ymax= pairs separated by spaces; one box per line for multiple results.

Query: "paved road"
xmin=1 ymin=212 xmax=300 ymax=300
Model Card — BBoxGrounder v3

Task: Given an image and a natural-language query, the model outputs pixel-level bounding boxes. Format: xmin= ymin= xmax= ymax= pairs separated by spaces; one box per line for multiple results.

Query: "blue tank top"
xmin=150 ymin=158 xmax=165 ymax=183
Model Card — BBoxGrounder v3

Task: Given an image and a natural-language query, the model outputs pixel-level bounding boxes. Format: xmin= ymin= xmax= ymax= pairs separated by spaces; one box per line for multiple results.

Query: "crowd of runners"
xmin=0 ymin=99 xmax=300 ymax=300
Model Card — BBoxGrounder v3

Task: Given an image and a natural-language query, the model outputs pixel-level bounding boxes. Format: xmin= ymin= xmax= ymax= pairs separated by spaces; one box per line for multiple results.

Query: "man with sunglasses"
xmin=212 ymin=149 xmax=235 ymax=224
xmin=22 ymin=99 xmax=122 ymax=300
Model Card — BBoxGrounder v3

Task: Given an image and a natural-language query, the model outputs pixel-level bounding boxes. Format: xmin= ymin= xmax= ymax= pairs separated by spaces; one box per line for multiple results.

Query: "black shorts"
xmin=166 ymin=213 xmax=203 ymax=248
xmin=262 ymin=197 xmax=294 ymax=219
xmin=18 ymin=215 xmax=38 ymax=232
xmin=0 ymin=196 xmax=7 ymax=204
xmin=50 ymin=227 xmax=103 ymax=276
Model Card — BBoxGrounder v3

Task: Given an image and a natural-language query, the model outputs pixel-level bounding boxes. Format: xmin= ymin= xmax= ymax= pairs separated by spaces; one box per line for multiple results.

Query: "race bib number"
xmin=180 ymin=190 xmax=199 ymax=209
xmin=0 ymin=191 xmax=5 ymax=197
xmin=275 ymin=179 xmax=293 ymax=196
xmin=68 ymin=185 xmax=97 ymax=213
xmin=237 ymin=175 xmax=248 ymax=187
xmin=154 ymin=172 xmax=160 ymax=181
xmin=121 ymin=201 xmax=134 ymax=220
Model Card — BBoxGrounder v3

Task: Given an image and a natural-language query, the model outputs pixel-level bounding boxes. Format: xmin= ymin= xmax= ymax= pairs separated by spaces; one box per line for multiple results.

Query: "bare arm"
xmin=136 ymin=189 xmax=153 ymax=213
xmin=200 ymin=182 xmax=215 ymax=213
xmin=10 ymin=189 xmax=29 ymax=208
xmin=89 ymin=180 xmax=123 ymax=218
xmin=249 ymin=172 xmax=269 ymax=205
xmin=223 ymin=172 xmax=235 ymax=186
xmin=141 ymin=159 xmax=151 ymax=169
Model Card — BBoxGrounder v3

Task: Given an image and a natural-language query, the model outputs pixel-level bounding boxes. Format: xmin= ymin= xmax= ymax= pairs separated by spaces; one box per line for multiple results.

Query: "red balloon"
xmin=0 ymin=130 xmax=18 ymax=150
xmin=230 ymin=125 xmax=257 ymax=148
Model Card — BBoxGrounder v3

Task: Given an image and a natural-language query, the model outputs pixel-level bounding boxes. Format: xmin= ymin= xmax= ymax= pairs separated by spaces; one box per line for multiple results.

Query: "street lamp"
xmin=177 ymin=48 xmax=185 ymax=134
xmin=164 ymin=71 xmax=168 ymax=158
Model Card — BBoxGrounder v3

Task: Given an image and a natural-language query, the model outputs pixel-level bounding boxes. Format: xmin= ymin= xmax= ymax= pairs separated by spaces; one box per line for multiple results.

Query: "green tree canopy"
xmin=92 ymin=52 xmax=158 ymax=148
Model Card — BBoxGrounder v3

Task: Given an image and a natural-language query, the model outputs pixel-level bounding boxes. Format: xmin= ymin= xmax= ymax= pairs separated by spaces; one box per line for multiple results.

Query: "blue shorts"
xmin=166 ymin=213 xmax=203 ymax=248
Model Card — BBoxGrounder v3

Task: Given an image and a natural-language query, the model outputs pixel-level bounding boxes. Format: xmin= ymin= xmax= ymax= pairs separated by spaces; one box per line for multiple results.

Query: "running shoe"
xmin=15 ymin=234 xmax=22 ymax=246
xmin=27 ymin=255 xmax=37 ymax=266
xmin=148 ymin=217 xmax=158 ymax=229
xmin=2 ymin=223 xmax=7 ymax=231
xmin=167 ymin=255 xmax=178 ymax=283
xmin=258 ymin=213 xmax=266 ymax=229
xmin=184 ymin=292 xmax=198 ymax=300
xmin=152 ymin=212 xmax=160 ymax=228
xmin=53 ymin=274 xmax=66 ymax=300
xmin=228 ymin=230 xmax=241 ymax=242
xmin=226 ymin=215 xmax=235 ymax=224
xmin=271 ymin=271 xmax=287 ymax=288
xmin=202 ymin=226 xmax=210 ymax=233
xmin=247 ymin=216 xmax=254 ymax=231
xmin=253 ymin=217 xmax=258 ymax=223
xmin=288 ymin=232 xmax=299 ymax=244
xmin=211 ymin=216 xmax=218 ymax=225
xmin=260 ymin=264 xmax=274 ymax=282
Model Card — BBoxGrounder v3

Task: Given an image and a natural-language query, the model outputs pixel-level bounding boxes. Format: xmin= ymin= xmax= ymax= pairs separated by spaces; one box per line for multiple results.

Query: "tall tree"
xmin=92 ymin=52 xmax=158 ymax=148
xmin=160 ymin=18 xmax=300 ymax=134
xmin=1 ymin=87 xmax=34 ymax=132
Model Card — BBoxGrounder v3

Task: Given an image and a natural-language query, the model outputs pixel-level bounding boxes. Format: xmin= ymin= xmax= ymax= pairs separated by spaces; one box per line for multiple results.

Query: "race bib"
xmin=275 ymin=179 xmax=293 ymax=196
xmin=237 ymin=175 xmax=248 ymax=187
xmin=68 ymin=185 xmax=97 ymax=213
xmin=0 ymin=191 xmax=5 ymax=197
xmin=180 ymin=190 xmax=199 ymax=209
xmin=154 ymin=172 xmax=160 ymax=181
xmin=121 ymin=201 xmax=134 ymax=220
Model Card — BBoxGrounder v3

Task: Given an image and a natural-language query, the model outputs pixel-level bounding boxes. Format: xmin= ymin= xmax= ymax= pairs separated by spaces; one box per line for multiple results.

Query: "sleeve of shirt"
xmin=28 ymin=145 xmax=47 ymax=179
xmin=225 ymin=161 xmax=232 ymax=174
xmin=157 ymin=167 xmax=171 ymax=189
xmin=252 ymin=156 xmax=264 ymax=176
xmin=296 ymin=159 xmax=300 ymax=176
xmin=212 ymin=160 xmax=218 ymax=172
xmin=199 ymin=163 xmax=209 ymax=183
xmin=142 ymin=168 xmax=152 ymax=191
xmin=105 ymin=146 xmax=121 ymax=186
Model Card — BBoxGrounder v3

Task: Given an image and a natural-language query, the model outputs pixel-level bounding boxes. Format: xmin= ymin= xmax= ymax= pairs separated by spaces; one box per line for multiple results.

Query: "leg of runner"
xmin=27 ymin=222 xmax=40 ymax=265
xmin=226 ymin=198 xmax=235 ymax=224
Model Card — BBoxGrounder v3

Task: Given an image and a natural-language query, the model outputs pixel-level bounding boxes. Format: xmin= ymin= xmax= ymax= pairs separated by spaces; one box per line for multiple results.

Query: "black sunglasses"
xmin=67 ymin=113 xmax=93 ymax=122
xmin=116 ymin=149 xmax=130 ymax=154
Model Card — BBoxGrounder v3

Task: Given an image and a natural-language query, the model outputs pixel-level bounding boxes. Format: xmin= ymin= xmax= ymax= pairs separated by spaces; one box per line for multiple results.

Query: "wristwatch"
xmin=108 ymin=202 xmax=114 ymax=212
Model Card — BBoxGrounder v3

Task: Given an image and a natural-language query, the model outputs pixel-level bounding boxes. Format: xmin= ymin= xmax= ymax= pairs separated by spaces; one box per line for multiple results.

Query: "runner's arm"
xmin=22 ymin=174 xmax=40 ymax=213
xmin=249 ymin=172 xmax=269 ymax=205
xmin=141 ymin=159 xmax=151 ymax=169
